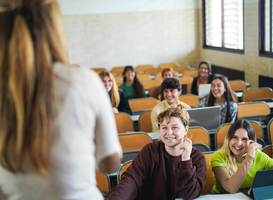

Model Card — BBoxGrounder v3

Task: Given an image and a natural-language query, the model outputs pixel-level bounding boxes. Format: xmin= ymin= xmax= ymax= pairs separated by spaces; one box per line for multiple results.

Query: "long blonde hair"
xmin=0 ymin=0 xmax=69 ymax=174
xmin=99 ymin=71 xmax=120 ymax=108
xmin=221 ymin=120 xmax=256 ymax=176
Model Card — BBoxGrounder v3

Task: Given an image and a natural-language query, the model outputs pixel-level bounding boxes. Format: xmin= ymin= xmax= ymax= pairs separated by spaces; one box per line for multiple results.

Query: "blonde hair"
xmin=99 ymin=71 xmax=120 ymax=108
xmin=157 ymin=104 xmax=190 ymax=128
xmin=0 ymin=0 xmax=69 ymax=174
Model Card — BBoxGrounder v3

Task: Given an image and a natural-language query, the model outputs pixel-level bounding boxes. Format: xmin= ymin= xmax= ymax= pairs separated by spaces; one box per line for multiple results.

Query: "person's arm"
xmin=117 ymin=90 xmax=132 ymax=115
xmin=212 ymin=154 xmax=254 ymax=194
xmin=151 ymin=108 xmax=159 ymax=132
xmin=175 ymin=148 xmax=206 ymax=200
xmin=229 ymin=102 xmax=238 ymax=123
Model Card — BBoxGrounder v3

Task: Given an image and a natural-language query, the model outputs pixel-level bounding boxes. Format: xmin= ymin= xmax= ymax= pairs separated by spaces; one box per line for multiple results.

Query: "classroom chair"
xmin=262 ymin=144 xmax=273 ymax=158
xmin=129 ymin=98 xmax=158 ymax=114
xmin=173 ymin=66 xmax=191 ymax=73
xmin=237 ymin=101 xmax=270 ymax=120
xmin=158 ymin=62 xmax=178 ymax=69
xmin=137 ymin=74 xmax=151 ymax=81
xmin=228 ymin=80 xmax=247 ymax=92
xmin=111 ymin=66 xmax=125 ymax=75
xmin=178 ymin=76 xmax=193 ymax=94
xmin=182 ymin=70 xmax=198 ymax=78
xmin=119 ymin=132 xmax=153 ymax=163
xmin=114 ymin=112 xmax=134 ymax=133
xmin=144 ymin=68 xmax=163 ymax=76
xmin=187 ymin=126 xmax=211 ymax=149
xmin=96 ymin=170 xmax=111 ymax=194
xmin=148 ymin=86 xmax=159 ymax=99
xmin=192 ymin=143 xmax=210 ymax=152
xmin=232 ymin=91 xmax=238 ymax=103
xmin=202 ymin=152 xmax=215 ymax=195
xmin=138 ymin=110 xmax=153 ymax=133
xmin=116 ymin=82 xmax=122 ymax=87
xmin=117 ymin=160 xmax=133 ymax=183
xmin=92 ymin=68 xmax=106 ymax=73
xmin=114 ymin=76 xmax=122 ymax=83
xmin=178 ymin=94 xmax=199 ymax=107
xmin=141 ymin=80 xmax=162 ymax=90
xmin=242 ymin=87 xmax=273 ymax=102
xmin=267 ymin=118 xmax=273 ymax=144
xmin=136 ymin=65 xmax=154 ymax=73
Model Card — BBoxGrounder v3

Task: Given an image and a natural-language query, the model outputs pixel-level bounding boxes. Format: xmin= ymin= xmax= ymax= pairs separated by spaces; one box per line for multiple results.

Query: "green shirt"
xmin=211 ymin=150 xmax=273 ymax=194
xmin=119 ymin=83 xmax=135 ymax=100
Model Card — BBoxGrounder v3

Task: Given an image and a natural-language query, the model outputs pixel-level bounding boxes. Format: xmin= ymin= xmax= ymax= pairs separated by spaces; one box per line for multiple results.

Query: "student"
xmin=119 ymin=66 xmax=145 ymax=100
xmin=191 ymin=60 xmax=216 ymax=95
xmin=197 ymin=76 xmax=237 ymax=124
xmin=156 ymin=68 xmax=175 ymax=100
xmin=0 ymin=1 xmax=122 ymax=199
xmin=104 ymin=104 xmax=206 ymax=200
xmin=151 ymin=78 xmax=191 ymax=132
xmin=99 ymin=71 xmax=132 ymax=115
xmin=211 ymin=119 xmax=273 ymax=194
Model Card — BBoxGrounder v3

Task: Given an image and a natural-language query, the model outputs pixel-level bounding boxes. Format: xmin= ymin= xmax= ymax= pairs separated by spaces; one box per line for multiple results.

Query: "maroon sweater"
xmin=104 ymin=140 xmax=206 ymax=200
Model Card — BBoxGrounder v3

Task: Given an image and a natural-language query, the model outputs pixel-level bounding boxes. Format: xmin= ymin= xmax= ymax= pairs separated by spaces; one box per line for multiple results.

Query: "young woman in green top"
xmin=211 ymin=119 xmax=273 ymax=194
xmin=119 ymin=66 xmax=144 ymax=100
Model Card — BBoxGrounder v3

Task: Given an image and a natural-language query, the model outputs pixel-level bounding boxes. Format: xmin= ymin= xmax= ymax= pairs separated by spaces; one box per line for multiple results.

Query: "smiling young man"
xmin=151 ymin=78 xmax=191 ymax=132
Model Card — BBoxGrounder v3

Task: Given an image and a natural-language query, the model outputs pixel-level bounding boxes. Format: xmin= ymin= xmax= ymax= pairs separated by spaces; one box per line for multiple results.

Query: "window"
xmin=202 ymin=0 xmax=244 ymax=53
xmin=259 ymin=0 xmax=273 ymax=57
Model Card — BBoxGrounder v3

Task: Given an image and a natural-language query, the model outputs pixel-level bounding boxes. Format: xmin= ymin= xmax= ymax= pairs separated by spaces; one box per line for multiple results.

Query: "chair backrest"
xmin=137 ymin=74 xmax=151 ymax=81
xmin=144 ymin=68 xmax=163 ymax=75
xmin=111 ymin=66 xmax=125 ymax=74
xmin=117 ymin=160 xmax=133 ymax=183
xmin=154 ymin=72 xmax=163 ymax=80
xmin=116 ymin=82 xmax=122 ymax=87
xmin=262 ymin=144 xmax=273 ymax=158
xmin=139 ymin=110 xmax=153 ymax=132
xmin=158 ymin=62 xmax=178 ymax=69
xmin=129 ymin=98 xmax=158 ymax=112
xmin=228 ymin=80 xmax=246 ymax=91
xmin=232 ymin=91 xmax=238 ymax=103
xmin=267 ymin=118 xmax=273 ymax=144
xmin=237 ymin=102 xmax=271 ymax=119
xmin=148 ymin=86 xmax=159 ymax=99
xmin=173 ymin=66 xmax=191 ymax=73
xmin=187 ymin=126 xmax=210 ymax=148
xmin=249 ymin=120 xmax=264 ymax=139
xmin=256 ymin=137 xmax=266 ymax=148
xmin=202 ymin=152 xmax=215 ymax=195
xmin=182 ymin=70 xmax=198 ymax=78
xmin=92 ymin=68 xmax=106 ymax=73
xmin=215 ymin=123 xmax=233 ymax=150
xmin=141 ymin=80 xmax=162 ymax=90
xmin=114 ymin=76 xmax=122 ymax=83
xmin=96 ymin=170 xmax=110 ymax=194
xmin=192 ymin=143 xmax=210 ymax=152
xmin=242 ymin=87 xmax=273 ymax=102
xmin=118 ymin=132 xmax=152 ymax=152
xmin=178 ymin=94 xmax=199 ymax=107
xmin=136 ymin=65 xmax=154 ymax=73
xmin=114 ymin=112 xmax=134 ymax=133
xmin=178 ymin=76 xmax=193 ymax=94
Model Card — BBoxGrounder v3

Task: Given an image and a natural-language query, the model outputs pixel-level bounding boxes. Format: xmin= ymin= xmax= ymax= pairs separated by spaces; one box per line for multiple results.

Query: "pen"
xmin=242 ymin=152 xmax=247 ymax=157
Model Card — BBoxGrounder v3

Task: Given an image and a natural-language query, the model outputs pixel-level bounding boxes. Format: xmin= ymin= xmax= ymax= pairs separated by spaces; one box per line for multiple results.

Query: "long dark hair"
xmin=122 ymin=66 xmax=144 ymax=98
xmin=208 ymin=76 xmax=235 ymax=122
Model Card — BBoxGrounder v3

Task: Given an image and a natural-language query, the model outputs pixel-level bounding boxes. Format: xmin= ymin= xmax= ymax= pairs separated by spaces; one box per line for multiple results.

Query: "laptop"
xmin=198 ymin=84 xmax=211 ymax=99
xmin=240 ymin=168 xmax=273 ymax=200
xmin=186 ymin=106 xmax=220 ymax=133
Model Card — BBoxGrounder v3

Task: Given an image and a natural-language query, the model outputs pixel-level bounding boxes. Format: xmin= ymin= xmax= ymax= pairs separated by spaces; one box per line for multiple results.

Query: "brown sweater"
xmin=104 ymin=140 xmax=206 ymax=200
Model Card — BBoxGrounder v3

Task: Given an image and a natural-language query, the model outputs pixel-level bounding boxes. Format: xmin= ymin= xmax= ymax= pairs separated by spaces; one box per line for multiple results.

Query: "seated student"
xmin=191 ymin=60 xmax=216 ymax=95
xmin=119 ymin=66 xmax=145 ymax=100
xmin=99 ymin=71 xmax=132 ymax=115
xmin=211 ymin=119 xmax=273 ymax=194
xmin=156 ymin=68 xmax=175 ymax=100
xmin=197 ymin=76 xmax=237 ymax=124
xmin=151 ymin=78 xmax=191 ymax=132
xmin=104 ymin=104 xmax=206 ymax=200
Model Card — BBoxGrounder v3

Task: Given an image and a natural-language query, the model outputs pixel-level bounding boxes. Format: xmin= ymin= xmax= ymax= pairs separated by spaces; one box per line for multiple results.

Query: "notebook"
xmin=186 ymin=106 xmax=221 ymax=133
xmin=240 ymin=168 xmax=273 ymax=200
xmin=198 ymin=84 xmax=211 ymax=99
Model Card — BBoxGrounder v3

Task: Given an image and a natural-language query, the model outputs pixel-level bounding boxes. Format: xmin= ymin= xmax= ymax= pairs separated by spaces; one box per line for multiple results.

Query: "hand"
xmin=246 ymin=140 xmax=262 ymax=158
xmin=180 ymin=138 xmax=192 ymax=161
xmin=112 ymin=107 xmax=119 ymax=113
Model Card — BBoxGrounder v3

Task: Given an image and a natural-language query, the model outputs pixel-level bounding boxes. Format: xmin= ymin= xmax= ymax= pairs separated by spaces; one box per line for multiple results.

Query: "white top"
xmin=0 ymin=63 xmax=122 ymax=200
